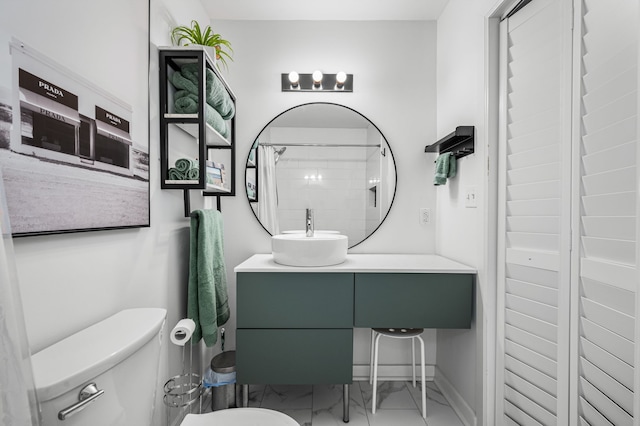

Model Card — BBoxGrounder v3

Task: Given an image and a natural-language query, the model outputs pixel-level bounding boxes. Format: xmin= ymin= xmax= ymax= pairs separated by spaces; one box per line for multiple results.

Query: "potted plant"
xmin=171 ymin=20 xmax=233 ymax=70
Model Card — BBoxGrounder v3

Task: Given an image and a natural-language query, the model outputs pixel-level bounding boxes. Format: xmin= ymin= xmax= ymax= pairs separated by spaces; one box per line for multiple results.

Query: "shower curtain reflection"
xmin=0 ymin=167 xmax=40 ymax=425
xmin=257 ymin=145 xmax=280 ymax=235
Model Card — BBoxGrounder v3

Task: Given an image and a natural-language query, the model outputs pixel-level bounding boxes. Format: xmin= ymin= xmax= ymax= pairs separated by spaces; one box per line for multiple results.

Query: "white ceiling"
xmin=203 ymin=0 xmax=450 ymax=21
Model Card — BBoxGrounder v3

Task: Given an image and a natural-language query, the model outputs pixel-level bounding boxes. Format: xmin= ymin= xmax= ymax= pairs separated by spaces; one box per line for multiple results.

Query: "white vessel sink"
xmin=272 ymin=233 xmax=348 ymax=267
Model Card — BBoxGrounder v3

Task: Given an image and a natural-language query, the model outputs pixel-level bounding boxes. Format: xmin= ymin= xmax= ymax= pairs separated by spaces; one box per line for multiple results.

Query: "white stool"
xmin=369 ymin=328 xmax=426 ymax=418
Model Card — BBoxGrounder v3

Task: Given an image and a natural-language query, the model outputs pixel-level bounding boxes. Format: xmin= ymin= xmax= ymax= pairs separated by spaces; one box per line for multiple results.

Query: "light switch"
xmin=465 ymin=186 xmax=477 ymax=208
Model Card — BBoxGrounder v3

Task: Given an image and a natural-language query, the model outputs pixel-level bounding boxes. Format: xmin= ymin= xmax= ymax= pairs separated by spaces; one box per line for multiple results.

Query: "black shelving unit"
xmin=424 ymin=126 xmax=475 ymax=159
xmin=158 ymin=46 xmax=236 ymax=215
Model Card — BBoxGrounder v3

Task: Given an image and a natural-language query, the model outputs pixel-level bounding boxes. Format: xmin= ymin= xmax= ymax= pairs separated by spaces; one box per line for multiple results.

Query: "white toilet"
xmin=181 ymin=408 xmax=298 ymax=425
xmin=30 ymin=308 xmax=298 ymax=426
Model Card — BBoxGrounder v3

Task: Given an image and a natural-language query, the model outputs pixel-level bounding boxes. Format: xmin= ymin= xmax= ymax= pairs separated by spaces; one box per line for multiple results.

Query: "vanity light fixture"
xmin=281 ymin=71 xmax=353 ymax=92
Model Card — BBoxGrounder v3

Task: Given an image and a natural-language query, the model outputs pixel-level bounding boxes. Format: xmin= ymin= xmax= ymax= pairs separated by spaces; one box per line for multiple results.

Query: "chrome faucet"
xmin=305 ymin=208 xmax=314 ymax=237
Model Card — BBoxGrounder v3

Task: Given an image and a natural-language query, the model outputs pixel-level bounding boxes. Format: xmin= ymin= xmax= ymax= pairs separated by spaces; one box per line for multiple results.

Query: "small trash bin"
xmin=206 ymin=350 xmax=236 ymax=411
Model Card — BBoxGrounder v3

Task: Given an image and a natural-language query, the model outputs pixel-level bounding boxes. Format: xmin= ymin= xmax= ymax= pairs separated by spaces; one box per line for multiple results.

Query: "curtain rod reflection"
xmin=259 ymin=142 xmax=381 ymax=148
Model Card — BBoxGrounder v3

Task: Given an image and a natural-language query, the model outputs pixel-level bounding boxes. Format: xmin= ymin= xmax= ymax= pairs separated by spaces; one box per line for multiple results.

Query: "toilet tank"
xmin=31 ymin=308 xmax=166 ymax=425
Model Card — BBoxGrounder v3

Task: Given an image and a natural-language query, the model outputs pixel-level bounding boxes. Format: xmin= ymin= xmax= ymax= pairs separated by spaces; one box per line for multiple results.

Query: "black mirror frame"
xmin=244 ymin=102 xmax=397 ymax=249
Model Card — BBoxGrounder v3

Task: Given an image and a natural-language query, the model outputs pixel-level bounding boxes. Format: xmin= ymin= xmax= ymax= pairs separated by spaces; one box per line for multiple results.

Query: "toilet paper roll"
xmin=170 ymin=319 xmax=196 ymax=346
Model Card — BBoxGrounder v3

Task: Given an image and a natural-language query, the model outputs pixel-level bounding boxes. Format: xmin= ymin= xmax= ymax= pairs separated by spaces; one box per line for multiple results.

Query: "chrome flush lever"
xmin=58 ymin=382 xmax=104 ymax=420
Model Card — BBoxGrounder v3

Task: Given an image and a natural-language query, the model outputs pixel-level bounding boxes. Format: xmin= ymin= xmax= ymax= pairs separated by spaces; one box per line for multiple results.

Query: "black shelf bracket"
xmin=184 ymin=190 xmax=190 ymax=218
xmin=183 ymin=190 xmax=222 ymax=217
xmin=425 ymin=126 xmax=475 ymax=159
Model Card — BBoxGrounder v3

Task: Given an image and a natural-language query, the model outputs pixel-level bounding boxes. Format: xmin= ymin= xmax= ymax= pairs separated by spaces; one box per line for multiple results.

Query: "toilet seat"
xmin=181 ymin=408 xmax=299 ymax=425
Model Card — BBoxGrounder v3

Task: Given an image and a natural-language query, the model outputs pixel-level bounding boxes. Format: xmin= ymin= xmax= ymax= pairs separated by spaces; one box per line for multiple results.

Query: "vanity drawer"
xmin=237 ymin=272 xmax=354 ymax=328
xmin=236 ymin=328 xmax=353 ymax=384
xmin=354 ymin=273 xmax=473 ymax=328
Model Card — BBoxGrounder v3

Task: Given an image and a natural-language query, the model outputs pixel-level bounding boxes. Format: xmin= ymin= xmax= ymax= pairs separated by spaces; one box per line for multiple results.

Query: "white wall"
xmin=435 ymin=0 xmax=499 ymax=425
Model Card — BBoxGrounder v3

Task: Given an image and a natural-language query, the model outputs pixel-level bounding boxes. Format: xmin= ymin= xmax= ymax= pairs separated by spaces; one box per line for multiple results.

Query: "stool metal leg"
xmin=242 ymin=384 xmax=248 ymax=407
xmin=343 ymin=384 xmax=350 ymax=423
xmin=369 ymin=329 xmax=376 ymax=384
xmin=411 ymin=337 xmax=416 ymax=387
xmin=417 ymin=335 xmax=426 ymax=419
xmin=372 ymin=332 xmax=382 ymax=414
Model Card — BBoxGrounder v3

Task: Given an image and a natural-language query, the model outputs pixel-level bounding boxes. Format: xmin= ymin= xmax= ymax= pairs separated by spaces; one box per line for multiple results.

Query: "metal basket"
xmin=163 ymin=372 xmax=202 ymax=408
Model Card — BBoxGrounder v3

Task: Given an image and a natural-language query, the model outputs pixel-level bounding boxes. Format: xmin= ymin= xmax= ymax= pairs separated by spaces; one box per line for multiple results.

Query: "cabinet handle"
xmin=58 ymin=383 xmax=104 ymax=420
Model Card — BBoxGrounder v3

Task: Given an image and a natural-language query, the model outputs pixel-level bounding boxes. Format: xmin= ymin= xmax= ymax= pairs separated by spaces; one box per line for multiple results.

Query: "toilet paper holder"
xmin=163 ymin=319 xmax=202 ymax=411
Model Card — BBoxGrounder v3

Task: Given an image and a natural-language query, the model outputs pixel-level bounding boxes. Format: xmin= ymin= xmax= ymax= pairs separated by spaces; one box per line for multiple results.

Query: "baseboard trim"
xmin=434 ymin=367 xmax=477 ymax=426
xmin=352 ymin=364 xmax=436 ymax=382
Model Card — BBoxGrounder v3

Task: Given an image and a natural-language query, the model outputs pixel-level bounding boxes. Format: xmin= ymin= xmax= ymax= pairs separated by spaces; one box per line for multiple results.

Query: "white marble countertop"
xmin=234 ymin=253 xmax=476 ymax=274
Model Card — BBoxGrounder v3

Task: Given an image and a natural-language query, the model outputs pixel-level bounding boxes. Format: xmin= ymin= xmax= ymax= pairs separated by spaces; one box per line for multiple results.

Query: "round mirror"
xmin=245 ymin=102 xmax=396 ymax=248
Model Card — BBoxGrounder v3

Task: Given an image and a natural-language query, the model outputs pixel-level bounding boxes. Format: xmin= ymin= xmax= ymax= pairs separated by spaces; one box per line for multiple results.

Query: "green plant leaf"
xmin=170 ymin=20 xmax=234 ymax=68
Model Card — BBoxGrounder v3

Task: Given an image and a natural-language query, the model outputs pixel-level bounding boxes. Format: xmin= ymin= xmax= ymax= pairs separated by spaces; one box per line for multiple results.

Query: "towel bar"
xmin=185 ymin=190 xmax=222 ymax=217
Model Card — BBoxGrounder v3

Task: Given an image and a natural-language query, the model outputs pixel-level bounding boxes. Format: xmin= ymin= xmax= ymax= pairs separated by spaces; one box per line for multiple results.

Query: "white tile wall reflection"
xmin=276 ymin=144 xmax=372 ymax=244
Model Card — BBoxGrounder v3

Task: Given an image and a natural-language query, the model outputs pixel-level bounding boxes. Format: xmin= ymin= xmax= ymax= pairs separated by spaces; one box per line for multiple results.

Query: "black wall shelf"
xmin=158 ymin=46 xmax=236 ymax=217
xmin=425 ymin=126 xmax=475 ymax=159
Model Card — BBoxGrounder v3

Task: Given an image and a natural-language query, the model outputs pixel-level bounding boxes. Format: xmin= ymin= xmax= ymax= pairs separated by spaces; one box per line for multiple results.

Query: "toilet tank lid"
xmin=31 ymin=308 xmax=166 ymax=402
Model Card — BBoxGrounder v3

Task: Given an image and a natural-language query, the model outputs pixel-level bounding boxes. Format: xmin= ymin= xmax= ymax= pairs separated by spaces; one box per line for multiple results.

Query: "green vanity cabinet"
xmin=237 ymin=329 xmax=353 ymax=384
xmin=234 ymin=254 xmax=476 ymax=418
xmin=236 ymin=272 xmax=353 ymax=328
xmin=354 ymin=273 xmax=474 ymax=329
xmin=235 ymin=257 xmax=475 ymax=389
xmin=236 ymin=272 xmax=354 ymax=385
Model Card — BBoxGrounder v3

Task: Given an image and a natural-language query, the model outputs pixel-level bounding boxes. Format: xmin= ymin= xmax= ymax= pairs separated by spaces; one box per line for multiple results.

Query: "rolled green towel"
xmin=168 ymin=168 xmax=185 ymax=180
xmin=186 ymin=167 xmax=200 ymax=180
xmin=170 ymin=70 xmax=199 ymax=98
xmin=172 ymin=64 xmax=235 ymax=120
xmin=175 ymin=158 xmax=197 ymax=173
xmin=174 ymin=91 xmax=198 ymax=114
xmin=174 ymin=93 xmax=229 ymax=139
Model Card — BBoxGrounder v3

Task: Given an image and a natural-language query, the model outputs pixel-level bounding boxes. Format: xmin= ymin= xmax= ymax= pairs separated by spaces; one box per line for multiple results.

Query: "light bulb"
xmin=288 ymin=71 xmax=299 ymax=88
xmin=312 ymin=70 xmax=323 ymax=87
xmin=336 ymin=71 xmax=347 ymax=88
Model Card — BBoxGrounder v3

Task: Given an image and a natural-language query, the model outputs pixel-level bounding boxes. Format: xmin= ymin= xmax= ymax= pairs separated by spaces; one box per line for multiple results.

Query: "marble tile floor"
xmin=221 ymin=381 xmax=465 ymax=426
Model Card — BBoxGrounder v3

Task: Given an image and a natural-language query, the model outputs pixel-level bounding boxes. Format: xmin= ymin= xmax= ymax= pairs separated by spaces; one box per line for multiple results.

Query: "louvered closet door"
xmin=575 ymin=0 xmax=638 ymax=424
xmin=497 ymin=0 xmax=573 ymax=424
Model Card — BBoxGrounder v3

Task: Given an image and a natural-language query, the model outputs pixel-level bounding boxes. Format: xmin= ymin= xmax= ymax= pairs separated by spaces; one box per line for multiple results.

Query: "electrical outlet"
xmin=419 ymin=208 xmax=430 ymax=224
xmin=465 ymin=186 xmax=478 ymax=208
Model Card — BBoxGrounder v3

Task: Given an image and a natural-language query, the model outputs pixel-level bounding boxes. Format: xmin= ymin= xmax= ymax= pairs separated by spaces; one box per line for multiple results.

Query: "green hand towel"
xmin=434 ymin=152 xmax=457 ymax=185
xmin=181 ymin=63 xmax=235 ymax=120
xmin=447 ymin=154 xmax=457 ymax=179
xmin=174 ymin=91 xmax=230 ymax=139
xmin=175 ymin=157 xmax=197 ymax=173
xmin=173 ymin=91 xmax=198 ymax=114
xmin=186 ymin=167 xmax=199 ymax=180
xmin=171 ymin=64 xmax=235 ymax=120
xmin=187 ymin=209 xmax=230 ymax=347
xmin=168 ymin=168 xmax=185 ymax=180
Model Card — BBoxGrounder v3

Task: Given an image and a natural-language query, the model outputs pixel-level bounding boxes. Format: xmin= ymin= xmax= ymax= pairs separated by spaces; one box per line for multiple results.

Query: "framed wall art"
xmin=0 ymin=0 xmax=150 ymax=236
